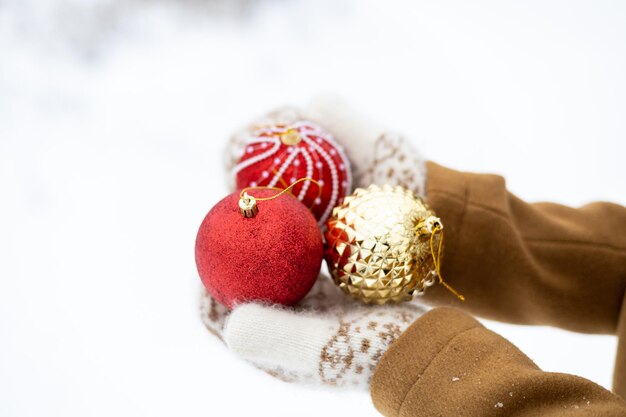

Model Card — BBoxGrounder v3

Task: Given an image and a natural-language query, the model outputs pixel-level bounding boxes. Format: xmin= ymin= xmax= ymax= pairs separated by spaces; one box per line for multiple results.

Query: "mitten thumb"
xmin=305 ymin=96 xmax=427 ymax=196
xmin=305 ymin=95 xmax=384 ymax=184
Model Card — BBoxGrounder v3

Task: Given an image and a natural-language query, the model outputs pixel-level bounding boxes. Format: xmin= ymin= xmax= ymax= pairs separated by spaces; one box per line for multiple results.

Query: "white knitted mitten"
xmin=201 ymin=277 xmax=425 ymax=389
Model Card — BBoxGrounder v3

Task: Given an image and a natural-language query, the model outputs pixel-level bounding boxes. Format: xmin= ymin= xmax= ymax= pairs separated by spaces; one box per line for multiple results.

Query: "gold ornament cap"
xmin=239 ymin=192 xmax=259 ymax=218
xmin=416 ymin=215 xmax=443 ymax=238
xmin=280 ymin=128 xmax=301 ymax=145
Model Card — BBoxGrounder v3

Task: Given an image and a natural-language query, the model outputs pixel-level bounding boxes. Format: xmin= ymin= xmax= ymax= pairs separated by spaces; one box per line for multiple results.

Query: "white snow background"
xmin=1 ymin=1 xmax=625 ymax=416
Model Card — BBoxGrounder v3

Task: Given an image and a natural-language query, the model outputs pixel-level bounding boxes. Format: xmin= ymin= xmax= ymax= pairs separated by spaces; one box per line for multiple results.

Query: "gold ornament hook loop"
xmin=428 ymin=223 xmax=465 ymax=301
xmin=238 ymin=178 xmax=321 ymax=218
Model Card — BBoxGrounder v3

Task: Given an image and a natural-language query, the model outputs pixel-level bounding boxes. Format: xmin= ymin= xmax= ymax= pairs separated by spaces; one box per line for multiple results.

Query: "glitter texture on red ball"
xmin=195 ymin=189 xmax=323 ymax=309
xmin=232 ymin=121 xmax=352 ymax=225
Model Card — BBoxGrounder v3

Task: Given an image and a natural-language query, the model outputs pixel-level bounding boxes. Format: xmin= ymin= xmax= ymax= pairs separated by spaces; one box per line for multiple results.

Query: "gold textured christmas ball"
xmin=324 ymin=184 xmax=442 ymax=305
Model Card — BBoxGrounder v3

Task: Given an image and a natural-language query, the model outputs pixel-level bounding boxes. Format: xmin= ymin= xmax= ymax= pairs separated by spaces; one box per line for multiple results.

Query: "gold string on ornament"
xmin=238 ymin=177 xmax=322 ymax=218
xmin=428 ymin=223 xmax=466 ymax=301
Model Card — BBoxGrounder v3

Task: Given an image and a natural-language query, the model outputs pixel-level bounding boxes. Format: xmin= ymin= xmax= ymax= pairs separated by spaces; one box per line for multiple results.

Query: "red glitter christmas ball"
xmin=232 ymin=121 xmax=352 ymax=225
xmin=195 ymin=189 xmax=323 ymax=309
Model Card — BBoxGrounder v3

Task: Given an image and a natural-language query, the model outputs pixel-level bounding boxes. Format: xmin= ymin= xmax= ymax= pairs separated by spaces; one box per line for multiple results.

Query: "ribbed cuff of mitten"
xmin=370 ymin=308 xmax=483 ymax=416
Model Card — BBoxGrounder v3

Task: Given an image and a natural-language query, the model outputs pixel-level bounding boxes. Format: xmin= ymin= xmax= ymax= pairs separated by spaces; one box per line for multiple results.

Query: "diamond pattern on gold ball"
xmin=324 ymin=185 xmax=440 ymax=305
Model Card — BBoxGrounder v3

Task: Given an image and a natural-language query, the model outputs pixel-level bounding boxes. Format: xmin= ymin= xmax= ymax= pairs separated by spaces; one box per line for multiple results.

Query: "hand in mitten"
xmin=204 ymin=98 xmax=429 ymax=387
xmin=225 ymin=96 xmax=427 ymax=197
xmin=201 ymin=276 xmax=426 ymax=389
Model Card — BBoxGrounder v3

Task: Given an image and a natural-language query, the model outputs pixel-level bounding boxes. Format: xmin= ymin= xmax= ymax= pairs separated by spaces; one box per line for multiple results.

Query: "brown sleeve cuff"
xmin=370 ymin=307 xmax=483 ymax=416
xmin=370 ymin=307 xmax=626 ymax=417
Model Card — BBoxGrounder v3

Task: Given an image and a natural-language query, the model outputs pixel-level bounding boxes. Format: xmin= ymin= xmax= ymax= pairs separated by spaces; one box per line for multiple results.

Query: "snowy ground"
xmin=1 ymin=1 xmax=625 ymax=416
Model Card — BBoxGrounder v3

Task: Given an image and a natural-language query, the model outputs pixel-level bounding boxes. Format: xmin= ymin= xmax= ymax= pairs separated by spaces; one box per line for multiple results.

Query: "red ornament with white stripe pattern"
xmin=232 ymin=121 xmax=352 ymax=225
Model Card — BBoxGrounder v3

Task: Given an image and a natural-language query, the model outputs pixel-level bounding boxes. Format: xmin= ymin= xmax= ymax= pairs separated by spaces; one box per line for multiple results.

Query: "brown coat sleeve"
xmin=422 ymin=161 xmax=626 ymax=334
xmin=415 ymin=161 xmax=626 ymax=398
xmin=371 ymin=308 xmax=626 ymax=417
